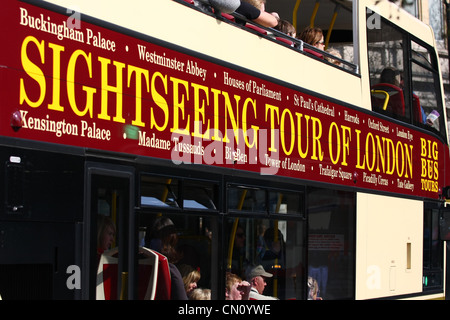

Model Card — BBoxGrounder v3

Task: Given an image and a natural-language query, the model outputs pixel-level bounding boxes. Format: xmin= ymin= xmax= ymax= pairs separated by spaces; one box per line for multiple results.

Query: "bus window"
xmin=410 ymin=41 xmax=446 ymax=136
xmin=140 ymin=176 xmax=180 ymax=208
xmin=140 ymin=175 xmax=218 ymax=211
xmin=307 ymin=187 xmax=355 ymax=300
xmin=138 ymin=174 xmax=217 ymax=299
xmin=225 ymin=183 xmax=306 ymax=299
xmin=268 ymin=190 xmax=304 ymax=216
xmin=367 ymin=14 xmax=408 ymax=122
xmin=227 ymin=185 xmax=267 ymax=213
xmin=182 ymin=179 xmax=218 ymax=211
xmin=367 ymin=10 xmax=446 ymax=140
xmin=138 ymin=212 xmax=213 ymax=300
xmin=423 ymin=202 xmax=444 ymax=290
xmin=227 ymin=185 xmax=304 ymax=216
xmin=225 ymin=217 xmax=306 ymax=300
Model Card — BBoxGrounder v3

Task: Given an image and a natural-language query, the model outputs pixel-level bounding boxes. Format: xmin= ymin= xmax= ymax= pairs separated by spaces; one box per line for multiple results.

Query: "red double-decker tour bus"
xmin=0 ymin=0 xmax=449 ymax=301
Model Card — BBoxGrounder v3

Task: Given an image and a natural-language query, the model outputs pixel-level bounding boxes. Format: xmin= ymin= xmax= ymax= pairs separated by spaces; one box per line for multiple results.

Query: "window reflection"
xmin=140 ymin=175 xmax=217 ymax=211
xmin=367 ymin=13 xmax=446 ymax=141
xmin=307 ymin=188 xmax=355 ymax=300
xmin=227 ymin=185 xmax=303 ymax=215
xmin=225 ymin=217 xmax=306 ymax=300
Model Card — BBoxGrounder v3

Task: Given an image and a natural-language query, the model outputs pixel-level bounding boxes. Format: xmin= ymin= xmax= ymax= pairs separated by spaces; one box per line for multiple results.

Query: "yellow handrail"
xmin=371 ymin=89 xmax=390 ymax=110
xmin=292 ymin=0 xmax=302 ymax=30
xmin=226 ymin=189 xmax=247 ymax=270
xmin=120 ymin=272 xmax=128 ymax=300
xmin=310 ymin=0 xmax=321 ymax=27
xmin=324 ymin=5 xmax=339 ymax=50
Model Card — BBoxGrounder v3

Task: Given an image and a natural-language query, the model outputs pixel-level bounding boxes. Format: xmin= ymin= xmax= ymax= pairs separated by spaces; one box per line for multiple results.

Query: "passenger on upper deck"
xmin=325 ymin=48 xmax=342 ymax=66
xmin=274 ymin=19 xmax=296 ymax=38
xmin=371 ymin=67 xmax=405 ymax=118
xmin=379 ymin=67 xmax=401 ymax=87
xmin=235 ymin=0 xmax=279 ymax=28
xmin=298 ymin=26 xmax=325 ymax=51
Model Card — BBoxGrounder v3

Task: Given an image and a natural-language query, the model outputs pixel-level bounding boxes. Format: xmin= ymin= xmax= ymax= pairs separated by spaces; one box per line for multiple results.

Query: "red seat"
xmin=303 ymin=47 xmax=324 ymax=59
xmin=96 ymin=247 xmax=164 ymax=300
xmin=245 ymin=23 xmax=268 ymax=35
xmin=221 ymin=12 xmax=235 ymax=22
xmin=412 ymin=93 xmax=422 ymax=123
xmin=371 ymin=83 xmax=405 ymax=117
xmin=138 ymin=247 xmax=159 ymax=300
xmin=151 ymin=249 xmax=172 ymax=300
xmin=96 ymin=247 xmax=119 ymax=300
xmin=276 ymin=37 xmax=294 ymax=47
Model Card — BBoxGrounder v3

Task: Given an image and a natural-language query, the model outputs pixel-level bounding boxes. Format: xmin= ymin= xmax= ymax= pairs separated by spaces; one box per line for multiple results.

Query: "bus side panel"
xmin=356 ymin=193 xmax=423 ymax=299
xmin=0 ymin=221 xmax=78 ymax=299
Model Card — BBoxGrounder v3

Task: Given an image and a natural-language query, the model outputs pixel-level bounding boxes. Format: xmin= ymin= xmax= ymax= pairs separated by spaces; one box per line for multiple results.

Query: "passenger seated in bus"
xmin=298 ymin=26 xmax=325 ymax=58
xmin=307 ymin=277 xmax=323 ymax=300
xmin=97 ymin=215 xmax=116 ymax=256
xmin=225 ymin=272 xmax=251 ymax=300
xmin=235 ymin=0 xmax=279 ymax=27
xmin=274 ymin=19 xmax=296 ymax=38
xmin=325 ymin=48 xmax=342 ymax=66
xmin=259 ymin=227 xmax=285 ymax=270
xmin=246 ymin=265 xmax=278 ymax=300
xmin=189 ymin=288 xmax=211 ymax=300
xmin=146 ymin=217 xmax=188 ymax=300
xmin=178 ymin=264 xmax=201 ymax=298
xmin=371 ymin=67 xmax=405 ymax=118
xmin=229 ymin=225 xmax=250 ymax=278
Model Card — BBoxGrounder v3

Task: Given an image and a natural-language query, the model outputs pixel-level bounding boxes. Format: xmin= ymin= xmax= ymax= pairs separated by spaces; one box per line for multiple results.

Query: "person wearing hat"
xmin=246 ymin=265 xmax=278 ymax=300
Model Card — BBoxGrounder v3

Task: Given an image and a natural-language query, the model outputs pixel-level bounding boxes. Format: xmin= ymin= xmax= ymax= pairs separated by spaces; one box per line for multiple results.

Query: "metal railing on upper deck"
xmin=173 ymin=0 xmax=359 ymax=75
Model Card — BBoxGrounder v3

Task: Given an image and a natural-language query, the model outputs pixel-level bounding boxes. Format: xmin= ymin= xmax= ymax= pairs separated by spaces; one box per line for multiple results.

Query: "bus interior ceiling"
xmin=266 ymin=0 xmax=354 ymax=43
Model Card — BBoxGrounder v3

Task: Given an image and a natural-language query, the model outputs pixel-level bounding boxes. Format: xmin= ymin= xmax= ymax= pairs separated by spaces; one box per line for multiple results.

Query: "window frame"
xmin=366 ymin=11 xmax=447 ymax=142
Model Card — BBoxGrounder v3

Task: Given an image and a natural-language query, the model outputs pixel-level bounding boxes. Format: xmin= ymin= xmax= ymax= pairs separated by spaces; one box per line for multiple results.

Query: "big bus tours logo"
xmin=420 ymin=138 xmax=439 ymax=192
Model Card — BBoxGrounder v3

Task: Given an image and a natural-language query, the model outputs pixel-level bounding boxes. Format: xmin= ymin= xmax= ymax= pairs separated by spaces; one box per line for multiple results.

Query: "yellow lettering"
xmin=222 ymin=92 xmax=240 ymax=145
xmin=20 ymin=36 xmax=46 ymax=108
xmin=170 ymin=76 xmax=190 ymax=135
xmin=375 ymin=136 xmax=385 ymax=173
xmin=386 ymin=138 xmax=395 ymax=175
xmin=404 ymin=143 xmax=413 ymax=178
xmin=281 ymin=108 xmax=294 ymax=155
xmin=191 ymin=82 xmax=210 ymax=139
xmin=97 ymin=56 xmax=125 ymax=123
xmin=67 ymin=50 xmax=96 ymax=118
xmin=48 ymin=42 xmax=64 ymax=112
xmin=296 ymin=113 xmax=309 ymax=159
xmin=365 ymin=133 xmax=375 ymax=171
xmin=341 ymin=125 xmax=351 ymax=166
xmin=355 ymin=129 xmax=365 ymax=169
xmin=210 ymin=88 xmax=222 ymax=142
xmin=329 ymin=122 xmax=340 ymax=164
xmin=265 ymin=104 xmax=279 ymax=152
xmin=311 ymin=116 xmax=323 ymax=161
xmin=242 ymin=98 xmax=258 ymax=149
xmin=150 ymin=72 xmax=169 ymax=132
xmin=128 ymin=65 xmax=149 ymax=127
xmin=420 ymin=138 xmax=427 ymax=157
